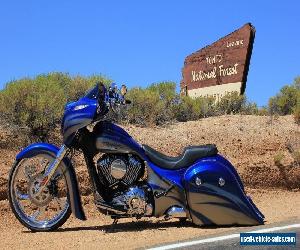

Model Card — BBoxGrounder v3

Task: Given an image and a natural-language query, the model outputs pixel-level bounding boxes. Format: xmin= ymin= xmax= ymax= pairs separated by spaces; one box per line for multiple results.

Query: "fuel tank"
xmin=184 ymin=154 xmax=264 ymax=226
xmin=94 ymin=121 xmax=146 ymax=158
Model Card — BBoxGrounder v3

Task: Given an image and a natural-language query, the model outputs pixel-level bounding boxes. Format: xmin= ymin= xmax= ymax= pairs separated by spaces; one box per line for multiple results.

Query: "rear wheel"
xmin=8 ymin=153 xmax=71 ymax=231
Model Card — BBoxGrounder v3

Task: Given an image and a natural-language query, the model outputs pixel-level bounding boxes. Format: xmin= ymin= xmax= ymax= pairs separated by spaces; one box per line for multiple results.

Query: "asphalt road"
xmin=148 ymin=221 xmax=300 ymax=250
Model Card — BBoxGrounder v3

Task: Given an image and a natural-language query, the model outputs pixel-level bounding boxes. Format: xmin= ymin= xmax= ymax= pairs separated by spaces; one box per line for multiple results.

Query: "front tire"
xmin=8 ymin=153 xmax=71 ymax=232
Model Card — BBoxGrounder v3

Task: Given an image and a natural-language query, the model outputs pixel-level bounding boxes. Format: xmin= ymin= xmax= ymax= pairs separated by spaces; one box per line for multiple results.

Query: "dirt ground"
xmin=0 ymin=115 xmax=299 ymax=249
xmin=0 ymin=189 xmax=299 ymax=250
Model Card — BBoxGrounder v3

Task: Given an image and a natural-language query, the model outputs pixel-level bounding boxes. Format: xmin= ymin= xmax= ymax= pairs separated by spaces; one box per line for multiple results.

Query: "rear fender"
xmin=16 ymin=143 xmax=86 ymax=220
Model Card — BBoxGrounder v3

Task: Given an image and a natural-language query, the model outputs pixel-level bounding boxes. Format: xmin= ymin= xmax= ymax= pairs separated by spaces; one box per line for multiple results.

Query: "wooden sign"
xmin=180 ymin=23 xmax=255 ymax=100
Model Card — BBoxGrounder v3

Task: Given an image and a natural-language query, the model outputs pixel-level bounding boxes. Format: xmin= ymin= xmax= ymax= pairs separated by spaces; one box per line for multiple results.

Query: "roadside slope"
xmin=0 ymin=115 xmax=299 ymax=200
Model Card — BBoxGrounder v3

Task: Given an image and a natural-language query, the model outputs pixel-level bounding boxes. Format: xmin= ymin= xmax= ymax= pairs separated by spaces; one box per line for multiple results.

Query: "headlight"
xmin=73 ymin=104 xmax=88 ymax=111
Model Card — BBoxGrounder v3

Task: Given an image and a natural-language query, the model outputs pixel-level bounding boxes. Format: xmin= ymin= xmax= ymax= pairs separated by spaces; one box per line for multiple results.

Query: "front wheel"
xmin=8 ymin=153 xmax=71 ymax=231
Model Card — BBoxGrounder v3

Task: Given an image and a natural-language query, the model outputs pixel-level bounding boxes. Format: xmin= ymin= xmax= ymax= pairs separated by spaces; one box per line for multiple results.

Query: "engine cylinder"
xmin=110 ymin=159 xmax=127 ymax=179
xmin=97 ymin=154 xmax=144 ymax=187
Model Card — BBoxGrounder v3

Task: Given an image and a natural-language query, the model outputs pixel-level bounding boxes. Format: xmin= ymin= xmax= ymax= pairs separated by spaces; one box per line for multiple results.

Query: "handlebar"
xmin=96 ymin=85 xmax=131 ymax=117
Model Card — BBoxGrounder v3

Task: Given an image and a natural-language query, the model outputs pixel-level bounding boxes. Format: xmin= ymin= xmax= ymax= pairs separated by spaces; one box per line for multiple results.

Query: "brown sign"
xmin=180 ymin=23 xmax=255 ymax=99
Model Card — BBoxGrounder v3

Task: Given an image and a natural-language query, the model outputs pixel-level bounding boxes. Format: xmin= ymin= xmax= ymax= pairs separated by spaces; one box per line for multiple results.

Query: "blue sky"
xmin=0 ymin=1 xmax=299 ymax=106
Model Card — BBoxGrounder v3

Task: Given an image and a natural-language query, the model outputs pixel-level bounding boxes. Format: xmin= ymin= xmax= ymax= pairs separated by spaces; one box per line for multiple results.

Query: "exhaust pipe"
xmin=165 ymin=206 xmax=187 ymax=220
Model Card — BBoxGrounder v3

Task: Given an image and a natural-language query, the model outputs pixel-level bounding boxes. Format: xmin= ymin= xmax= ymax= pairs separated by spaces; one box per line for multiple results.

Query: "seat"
xmin=143 ymin=144 xmax=218 ymax=170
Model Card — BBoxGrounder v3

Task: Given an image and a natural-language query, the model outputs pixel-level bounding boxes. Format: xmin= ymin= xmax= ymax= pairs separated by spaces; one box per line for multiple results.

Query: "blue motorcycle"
xmin=8 ymin=82 xmax=264 ymax=231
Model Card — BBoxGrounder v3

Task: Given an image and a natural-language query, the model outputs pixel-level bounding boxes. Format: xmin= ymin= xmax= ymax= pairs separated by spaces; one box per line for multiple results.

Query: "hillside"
xmin=0 ymin=115 xmax=299 ymax=201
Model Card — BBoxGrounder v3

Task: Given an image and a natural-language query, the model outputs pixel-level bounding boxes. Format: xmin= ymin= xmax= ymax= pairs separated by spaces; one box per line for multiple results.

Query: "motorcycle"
xmin=8 ymin=82 xmax=264 ymax=231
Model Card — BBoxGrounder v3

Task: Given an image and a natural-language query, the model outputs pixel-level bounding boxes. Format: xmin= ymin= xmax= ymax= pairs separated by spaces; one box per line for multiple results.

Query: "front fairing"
xmin=62 ymin=97 xmax=97 ymax=145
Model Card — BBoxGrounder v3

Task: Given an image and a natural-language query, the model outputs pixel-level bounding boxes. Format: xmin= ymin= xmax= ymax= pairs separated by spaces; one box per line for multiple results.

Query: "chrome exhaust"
xmin=165 ymin=206 xmax=187 ymax=220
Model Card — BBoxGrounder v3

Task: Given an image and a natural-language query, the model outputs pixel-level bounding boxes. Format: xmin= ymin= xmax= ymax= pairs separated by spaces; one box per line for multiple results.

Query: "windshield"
xmin=84 ymin=84 xmax=99 ymax=99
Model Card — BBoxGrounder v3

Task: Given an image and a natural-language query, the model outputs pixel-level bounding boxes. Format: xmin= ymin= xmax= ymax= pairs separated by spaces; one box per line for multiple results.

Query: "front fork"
xmin=35 ymin=145 xmax=69 ymax=195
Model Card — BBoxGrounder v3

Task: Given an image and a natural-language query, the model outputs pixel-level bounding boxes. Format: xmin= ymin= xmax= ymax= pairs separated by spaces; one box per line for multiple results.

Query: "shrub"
xmin=292 ymin=150 xmax=300 ymax=166
xmin=172 ymin=96 xmax=215 ymax=122
xmin=293 ymin=94 xmax=300 ymax=124
xmin=172 ymin=96 xmax=201 ymax=122
xmin=124 ymin=87 xmax=257 ymax=125
xmin=125 ymin=81 xmax=177 ymax=126
xmin=0 ymin=75 xmax=66 ymax=140
xmin=274 ymin=152 xmax=284 ymax=167
xmin=147 ymin=81 xmax=176 ymax=102
xmin=60 ymin=74 xmax=112 ymax=102
xmin=241 ymin=101 xmax=259 ymax=115
xmin=147 ymin=81 xmax=177 ymax=124
xmin=268 ymin=79 xmax=299 ymax=115
xmin=126 ymin=87 xmax=164 ymax=126
xmin=0 ymin=72 xmax=112 ymax=140
xmin=215 ymin=91 xmax=246 ymax=115
xmin=257 ymin=106 xmax=269 ymax=116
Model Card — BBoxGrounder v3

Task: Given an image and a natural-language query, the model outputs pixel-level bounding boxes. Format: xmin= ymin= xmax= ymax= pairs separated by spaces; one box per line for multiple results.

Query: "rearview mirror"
xmin=120 ymin=85 xmax=127 ymax=96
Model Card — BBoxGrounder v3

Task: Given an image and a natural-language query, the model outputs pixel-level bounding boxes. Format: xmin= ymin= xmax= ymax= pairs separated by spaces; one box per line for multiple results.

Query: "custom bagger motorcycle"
xmin=8 ymin=82 xmax=264 ymax=231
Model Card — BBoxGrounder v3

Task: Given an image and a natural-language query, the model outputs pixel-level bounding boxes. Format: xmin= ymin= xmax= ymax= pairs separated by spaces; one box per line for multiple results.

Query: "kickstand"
xmin=106 ymin=218 xmax=119 ymax=233
xmin=112 ymin=218 xmax=118 ymax=225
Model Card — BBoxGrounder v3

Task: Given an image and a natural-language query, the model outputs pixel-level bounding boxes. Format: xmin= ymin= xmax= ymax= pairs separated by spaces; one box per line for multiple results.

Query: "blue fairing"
xmin=62 ymin=97 xmax=97 ymax=145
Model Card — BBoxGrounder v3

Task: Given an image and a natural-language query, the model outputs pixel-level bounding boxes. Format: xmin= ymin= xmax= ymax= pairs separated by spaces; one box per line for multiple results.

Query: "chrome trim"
xmin=219 ymin=177 xmax=225 ymax=187
xmin=36 ymin=145 xmax=69 ymax=195
xmin=10 ymin=154 xmax=70 ymax=230
xmin=95 ymin=201 xmax=126 ymax=215
xmin=145 ymin=204 xmax=153 ymax=216
xmin=195 ymin=177 xmax=202 ymax=186
xmin=110 ymin=159 xmax=127 ymax=179
xmin=165 ymin=206 xmax=186 ymax=219
xmin=125 ymin=187 xmax=147 ymax=215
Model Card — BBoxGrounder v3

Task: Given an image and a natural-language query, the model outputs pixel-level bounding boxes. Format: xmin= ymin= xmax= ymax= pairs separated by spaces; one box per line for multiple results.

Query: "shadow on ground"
xmin=22 ymin=220 xmax=253 ymax=234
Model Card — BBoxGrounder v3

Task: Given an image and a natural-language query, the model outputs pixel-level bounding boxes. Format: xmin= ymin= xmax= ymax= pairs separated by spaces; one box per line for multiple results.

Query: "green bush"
xmin=125 ymin=85 xmax=258 ymax=125
xmin=257 ymin=106 xmax=269 ymax=116
xmin=172 ymin=96 xmax=215 ymax=122
xmin=0 ymin=72 xmax=112 ymax=140
xmin=268 ymin=78 xmax=299 ymax=115
xmin=125 ymin=81 xmax=177 ymax=126
xmin=0 ymin=75 xmax=66 ymax=140
xmin=146 ymin=81 xmax=177 ymax=124
xmin=65 ymin=75 xmax=112 ymax=102
xmin=274 ymin=151 xmax=285 ymax=167
xmin=172 ymin=96 xmax=200 ymax=122
xmin=3 ymin=72 xmax=299 ymax=141
xmin=215 ymin=92 xmax=246 ymax=115
xmin=126 ymin=88 xmax=165 ymax=126
xmin=293 ymin=96 xmax=300 ymax=124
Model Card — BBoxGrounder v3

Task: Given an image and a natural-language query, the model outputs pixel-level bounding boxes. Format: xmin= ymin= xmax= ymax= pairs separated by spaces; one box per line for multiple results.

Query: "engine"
xmin=97 ymin=154 xmax=144 ymax=188
xmin=110 ymin=186 xmax=153 ymax=216
xmin=96 ymin=154 xmax=153 ymax=216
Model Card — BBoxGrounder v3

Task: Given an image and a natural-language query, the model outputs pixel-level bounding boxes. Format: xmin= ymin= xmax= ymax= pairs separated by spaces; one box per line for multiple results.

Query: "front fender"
xmin=16 ymin=143 xmax=86 ymax=221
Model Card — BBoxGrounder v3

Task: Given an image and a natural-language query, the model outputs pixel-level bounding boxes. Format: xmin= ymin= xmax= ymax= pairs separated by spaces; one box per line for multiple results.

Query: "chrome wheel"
xmin=9 ymin=153 xmax=71 ymax=231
